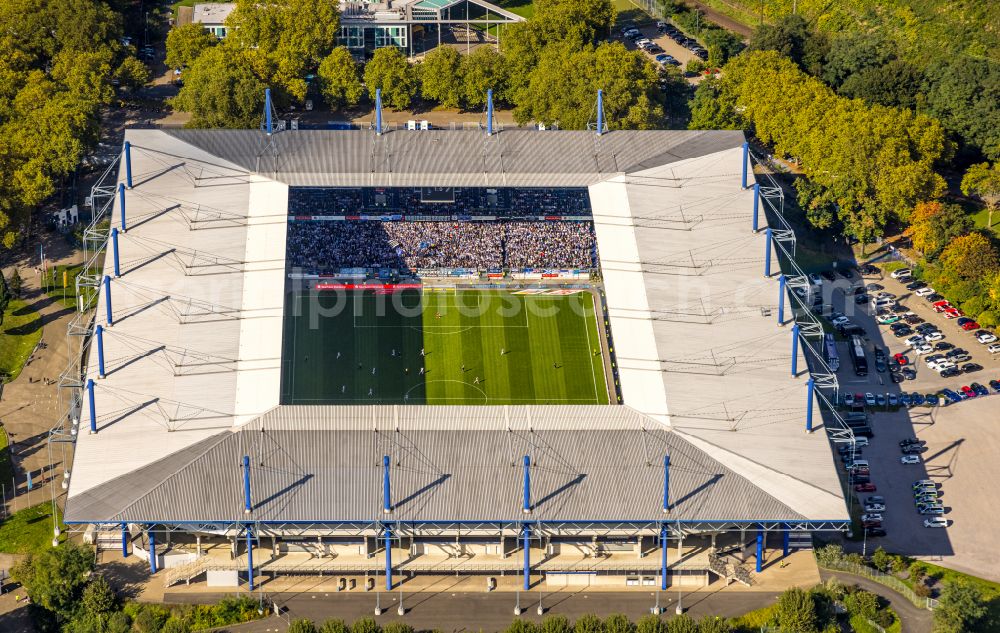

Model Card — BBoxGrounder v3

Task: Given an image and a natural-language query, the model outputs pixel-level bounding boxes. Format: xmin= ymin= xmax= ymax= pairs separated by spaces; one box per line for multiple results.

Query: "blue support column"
xmin=662 ymin=454 xmax=670 ymax=513
xmin=487 ymin=89 xmax=494 ymax=136
xmin=149 ymin=528 xmax=157 ymax=574
xmin=522 ymin=455 xmax=531 ymax=513
xmin=124 ymin=141 xmax=133 ymax=189
xmin=764 ymin=228 xmax=773 ymax=277
xmin=111 ymin=228 xmax=121 ymax=278
xmin=782 ymin=523 xmax=790 ymax=557
xmin=791 ymin=324 xmax=800 ymax=377
xmin=243 ymin=455 xmax=252 ymax=514
xmin=755 ymin=527 xmax=764 ymax=573
xmin=522 ymin=523 xmax=531 ymax=591
xmin=96 ymin=325 xmax=106 ymax=378
xmin=121 ymin=523 xmax=129 ymax=557
xmin=264 ymin=88 xmax=273 ymax=135
xmin=777 ymin=275 xmax=786 ymax=326
xmin=806 ymin=377 xmax=815 ymax=432
xmin=384 ymin=525 xmax=393 ymax=590
xmin=596 ymin=89 xmax=605 ymax=136
xmin=660 ymin=525 xmax=668 ymax=590
xmin=118 ymin=183 xmax=126 ymax=232
xmin=104 ymin=275 xmax=113 ymax=326
xmin=741 ymin=141 xmax=749 ymax=189
xmin=752 ymin=183 xmax=760 ymax=232
xmin=246 ymin=525 xmax=255 ymax=590
xmin=375 ymin=89 xmax=383 ymax=135
xmin=383 ymin=455 xmax=392 ymax=514
xmin=87 ymin=379 xmax=97 ymax=434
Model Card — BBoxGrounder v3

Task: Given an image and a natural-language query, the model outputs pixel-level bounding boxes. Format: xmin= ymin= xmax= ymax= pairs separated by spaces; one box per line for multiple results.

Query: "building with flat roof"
xmin=191 ymin=3 xmax=235 ymax=38
xmin=59 ymin=123 xmax=849 ymax=592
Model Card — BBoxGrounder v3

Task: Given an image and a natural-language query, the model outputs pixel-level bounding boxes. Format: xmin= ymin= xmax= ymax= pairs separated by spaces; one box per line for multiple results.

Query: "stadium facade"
xmin=59 ymin=125 xmax=850 ymax=592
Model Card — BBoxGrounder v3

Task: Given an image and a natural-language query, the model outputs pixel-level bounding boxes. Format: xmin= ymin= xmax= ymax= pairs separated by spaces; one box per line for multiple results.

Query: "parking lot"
xmin=812 ymin=265 xmax=1000 ymax=580
xmin=616 ymin=20 xmax=703 ymax=70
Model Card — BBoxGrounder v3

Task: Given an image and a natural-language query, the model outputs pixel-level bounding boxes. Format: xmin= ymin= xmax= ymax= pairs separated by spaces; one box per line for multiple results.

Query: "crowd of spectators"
xmin=286 ymin=220 xmax=596 ymax=272
xmin=288 ymin=186 xmax=593 ymax=218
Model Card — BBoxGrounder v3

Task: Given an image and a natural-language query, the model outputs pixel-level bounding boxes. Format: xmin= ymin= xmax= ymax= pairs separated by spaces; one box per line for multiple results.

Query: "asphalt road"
xmin=166 ymin=589 xmax=781 ymax=632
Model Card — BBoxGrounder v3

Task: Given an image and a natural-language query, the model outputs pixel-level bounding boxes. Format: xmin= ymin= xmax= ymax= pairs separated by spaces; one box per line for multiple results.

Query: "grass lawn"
xmin=0 ymin=503 xmax=67 ymax=554
xmin=281 ymin=288 xmax=609 ymax=405
xmin=0 ymin=299 xmax=43 ymax=383
xmin=966 ymin=203 xmax=999 ymax=237
xmin=42 ymin=263 xmax=84 ymax=309
xmin=496 ymin=0 xmax=535 ymax=19
xmin=906 ymin=560 xmax=1000 ymax=627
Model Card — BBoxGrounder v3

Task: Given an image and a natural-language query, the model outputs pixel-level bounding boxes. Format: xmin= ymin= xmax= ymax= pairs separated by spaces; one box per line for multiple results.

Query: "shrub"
xmin=913 ymin=583 xmax=932 ymax=598
xmin=636 ymin=613 xmax=667 ymax=633
xmin=605 ymin=613 xmax=636 ymax=633
xmin=870 ymin=547 xmax=891 ymax=572
xmin=382 ymin=622 xmax=414 ymax=633
xmin=321 ymin=619 xmax=351 ymax=633
xmin=843 ymin=590 xmax=879 ymax=620
xmin=698 ymin=615 xmax=732 ymax=632
xmin=353 ymin=617 xmax=383 ymax=633
xmin=507 ymin=619 xmax=541 ymax=633
xmin=815 ymin=544 xmax=845 ymax=566
xmin=665 ymin=613 xmax=698 ymax=633
xmin=288 ymin=620 xmax=319 ymax=633
xmin=575 ymin=614 xmax=604 ymax=633
xmin=541 ymin=615 xmax=572 ymax=633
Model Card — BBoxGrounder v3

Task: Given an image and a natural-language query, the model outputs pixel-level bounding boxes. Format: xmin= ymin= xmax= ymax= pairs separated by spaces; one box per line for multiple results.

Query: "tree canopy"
xmin=318 ymin=47 xmax=364 ymax=110
xmin=933 ymin=579 xmax=989 ymax=633
xmin=690 ymin=50 xmax=949 ymax=241
xmin=363 ymin=47 xmax=418 ymax=110
xmin=961 ymin=162 xmax=1000 ymax=227
xmin=906 ymin=201 xmax=974 ymax=260
xmin=12 ymin=542 xmax=96 ymax=621
xmin=419 ymin=46 xmax=464 ymax=109
xmin=226 ymin=0 xmax=340 ymax=101
xmin=172 ymin=46 xmax=267 ymax=128
xmin=166 ymin=23 xmax=217 ymax=70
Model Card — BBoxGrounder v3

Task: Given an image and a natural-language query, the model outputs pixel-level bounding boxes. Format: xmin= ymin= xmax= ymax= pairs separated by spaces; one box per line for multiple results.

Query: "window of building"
xmin=374 ymin=26 xmax=407 ymax=48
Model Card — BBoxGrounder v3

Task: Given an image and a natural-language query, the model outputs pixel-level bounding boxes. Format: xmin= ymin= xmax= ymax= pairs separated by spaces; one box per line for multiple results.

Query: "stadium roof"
xmin=64 ymin=128 xmax=848 ymax=527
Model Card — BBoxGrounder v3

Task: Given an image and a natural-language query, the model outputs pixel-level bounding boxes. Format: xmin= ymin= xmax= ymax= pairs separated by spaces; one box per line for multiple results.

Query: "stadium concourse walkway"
xmin=139 ymin=554 xmax=818 ymax=631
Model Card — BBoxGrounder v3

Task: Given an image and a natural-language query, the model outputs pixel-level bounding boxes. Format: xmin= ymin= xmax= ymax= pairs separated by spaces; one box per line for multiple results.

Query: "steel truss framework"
xmin=72 ymin=519 xmax=850 ymax=538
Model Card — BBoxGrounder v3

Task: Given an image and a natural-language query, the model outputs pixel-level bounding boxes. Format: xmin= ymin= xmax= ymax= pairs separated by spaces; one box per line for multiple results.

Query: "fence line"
xmin=817 ymin=559 xmax=937 ymax=610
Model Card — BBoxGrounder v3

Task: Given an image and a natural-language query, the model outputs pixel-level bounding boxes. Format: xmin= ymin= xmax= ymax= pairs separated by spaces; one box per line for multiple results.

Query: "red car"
xmin=862 ymin=520 xmax=882 ymax=529
xmin=893 ymin=353 xmax=909 ymax=366
xmin=944 ymin=309 xmax=964 ymax=319
xmin=932 ymin=300 xmax=952 ymax=308
xmin=855 ymin=483 xmax=877 ymax=492
xmin=961 ymin=321 xmax=981 ymax=331
xmin=933 ymin=304 xmax=951 ymax=313
xmin=961 ymin=385 xmax=976 ymax=399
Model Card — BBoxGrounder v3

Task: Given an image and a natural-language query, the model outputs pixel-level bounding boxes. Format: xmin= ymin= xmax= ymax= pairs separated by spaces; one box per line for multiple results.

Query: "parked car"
xmin=855 ymin=483 xmax=877 ymax=492
xmin=924 ymin=518 xmax=948 ymax=528
xmin=863 ymin=503 xmax=886 ymax=512
xmin=860 ymin=513 xmax=883 ymax=522
xmin=864 ymin=393 xmax=876 ymax=406
xmin=893 ymin=353 xmax=909 ymax=365
xmin=915 ymin=287 xmax=935 ymax=296
xmin=865 ymin=527 xmax=887 ymax=536
xmin=975 ymin=331 xmax=997 ymax=344
xmin=961 ymin=385 xmax=976 ymax=399
xmin=971 ymin=383 xmax=989 ymax=397
xmin=900 ymin=455 xmax=921 ymax=465
xmin=987 ymin=343 xmax=1000 ymax=354
xmin=990 ymin=379 xmax=1000 ymax=393
xmin=906 ymin=280 xmax=926 ymax=291
xmin=887 ymin=393 xmax=898 ymax=406
xmin=962 ymin=363 xmax=983 ymax=373
xmin=934 ymin=341 xmax=954 ymax=351
xmin=890 ymin=268 xmax=912 ymax=279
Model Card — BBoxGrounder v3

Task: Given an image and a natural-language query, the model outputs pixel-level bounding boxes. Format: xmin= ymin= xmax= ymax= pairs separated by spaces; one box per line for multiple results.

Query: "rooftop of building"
xmin=63 ymin=127 xmax=848 ymax=528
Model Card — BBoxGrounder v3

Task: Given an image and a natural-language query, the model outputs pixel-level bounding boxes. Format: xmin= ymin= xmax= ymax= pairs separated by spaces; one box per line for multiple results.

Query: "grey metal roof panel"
xmin=162 ymin=129 xmax=744 ymax=188
xmin=64 ymin=405 xmax=809 ymax=524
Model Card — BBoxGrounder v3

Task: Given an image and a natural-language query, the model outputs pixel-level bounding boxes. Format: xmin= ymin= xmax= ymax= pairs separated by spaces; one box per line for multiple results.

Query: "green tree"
xmin=172 ymin=46 xmax=266 ymax=128
xmin=923 ymin=58 xmax=1000 ymax=160
xmin=773 ymin=587 xmax=818 ymax=633
xmin=939 ymin=232 xmax=1000 ymax=283
xmin=461 ymin=46 xmax=507 ymax=109
xmin=321 ymin=619 xmax=351 ymax=633
xmin=962 ymin=162 xmax=1000 ymax=229
xmin=821 ymin=32 xmax=895 ymax=88
xmin=80 ymin=576 xmax=117 ymax=616
xmin=870 ymin=547 xmax=891 ymax=573
xmin=363 ymin=47 xmax=418 ymax=110
xmin=574 ymin=614 xmax=604 ymax=633
xmin=115 ymin=57 xmax=151 ymax=92
xmin=838 ymin=60 xmax=922 ymax=109
xmin=133 ymin=606 xmax=170 ymax=633
xmin=933 ymin=580 xmax=988 ymax=633
xmin=541 ymin=614 xmax=572 ymax=633
xmin=665 ymin=614 xmax=698 ymax=633
xmin=227 ymin=0 xmax=341 ymax=101
xmin=604 ymin=613 xmax=636 ymax=633
xmin=419 ymin=46 xmax=463 ymax=109
xmin=7 ymin=269 xmax=22 ymax=298
xmin=842 ymin=590 xmax=879 ymax=620
xmin=0 ymin=271 xmax=10 ymax=325
xmin=748 ymin=14 xmax=827 ymax=75
xmin=289 ymin=620 xmax=319 ymax=633
xmin=907 ymin=201 xmax=973 ymax=260
xmin=11 ymin=542 xmax=95 ymax=620
xmin=352 ymin=617 xmax=382 ymax=633
xmin=318 ymin=47 xmax=363 ymax=109
xmin=166 ymin=23 xmax=217 ymax=70
xmin=702 ymin=30 xmax=743 ymax=66
xmin=636 ymin=614 xmax=666 ymax=633
xmin=532 ymin=0 xmax=616 ymax=47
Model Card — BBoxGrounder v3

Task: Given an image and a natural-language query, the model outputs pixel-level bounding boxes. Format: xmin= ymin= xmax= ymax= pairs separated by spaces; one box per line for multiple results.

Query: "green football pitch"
xmin=281 ymin=288 xmax=610 ymax=405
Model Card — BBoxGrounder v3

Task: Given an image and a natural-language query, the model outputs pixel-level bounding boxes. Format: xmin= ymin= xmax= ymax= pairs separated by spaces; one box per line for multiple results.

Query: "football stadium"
xmin=56 ymin=105 xmax=851 ymax=596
